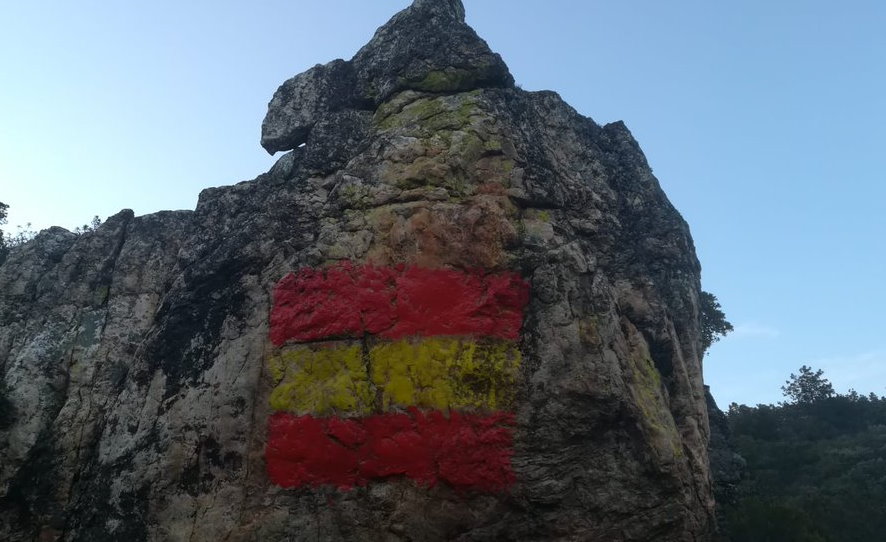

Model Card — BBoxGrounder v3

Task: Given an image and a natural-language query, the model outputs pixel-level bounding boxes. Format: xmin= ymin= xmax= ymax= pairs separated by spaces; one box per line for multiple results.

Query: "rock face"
xmin=0 ymin=1 xmax=715 ymax=540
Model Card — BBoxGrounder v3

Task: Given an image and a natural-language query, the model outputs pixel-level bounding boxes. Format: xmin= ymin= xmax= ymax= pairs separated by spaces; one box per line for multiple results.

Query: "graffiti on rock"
xmin=265 ymin=262 xmax=529 ymax=492
xmin=270 ymin=263 xmax=528 ymax=344
xmin=267 ymin=409 xmax=516 ymax=491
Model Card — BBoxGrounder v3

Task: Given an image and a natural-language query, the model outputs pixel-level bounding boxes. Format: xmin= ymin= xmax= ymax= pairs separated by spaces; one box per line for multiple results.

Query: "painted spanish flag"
xmin=265 ymin=263 xmax=529 ymax=491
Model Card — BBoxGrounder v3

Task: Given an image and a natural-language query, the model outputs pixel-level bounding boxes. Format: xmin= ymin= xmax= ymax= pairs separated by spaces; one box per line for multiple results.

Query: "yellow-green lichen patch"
xmin=370 ymin=338 xmax=521 ymax=412
xmin=411 ymin=70 xmax=462 ymax=93
xmin=628 ymin=353 xmax=685 ymax=462
xmin=522 ymin=209 xmax=552 ymax=222
xmin=482 ymin=135 xmax=502 ymax=152
xmin=338 ymin=182 xmax=374 ymax=210
xmin=268 ymin=343 xmax=374 ymax=416
xmin=450 ymin=131 xmax=487 ymax=166
xmin=406 ymin=67 xmax=492 ymax=94
xmin=381 ymin=156 xmax=457 ymax=192
xmin=373 ymin=91 xmax=519 ymax=202
xmin=375 ymin=93 xmax=483 ymax=135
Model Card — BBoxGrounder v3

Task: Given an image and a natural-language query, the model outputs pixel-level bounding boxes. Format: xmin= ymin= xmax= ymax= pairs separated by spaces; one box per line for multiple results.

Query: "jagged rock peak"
xmin=261 ymin=0 xmax=513 ymax=154
xmin=404 ymin=0 xmax=466 ymax=21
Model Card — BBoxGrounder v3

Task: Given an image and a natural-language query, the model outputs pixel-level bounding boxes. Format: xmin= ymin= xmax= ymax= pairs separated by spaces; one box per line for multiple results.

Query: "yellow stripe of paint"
xmin=370 ymin=338 xmax=520 ymax=411
xmin=268 ymin=343 xmax=374 ymax=416
xmin=267 ymin=338 xmax=520 ymax=415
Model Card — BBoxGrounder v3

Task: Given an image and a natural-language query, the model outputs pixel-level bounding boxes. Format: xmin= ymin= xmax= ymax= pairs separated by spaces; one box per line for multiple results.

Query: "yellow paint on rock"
xmin=268 ymin=344 xmax=374 ymax=416
xmin=268 ymin=339 xmax=521 ymax=415
xmin=370 ymin=338 xmax=520 ymax=411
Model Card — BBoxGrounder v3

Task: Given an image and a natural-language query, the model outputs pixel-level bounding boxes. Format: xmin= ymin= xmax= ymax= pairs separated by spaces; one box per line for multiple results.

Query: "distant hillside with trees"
xmin=720 ymin=366 xmax=886 ymax=541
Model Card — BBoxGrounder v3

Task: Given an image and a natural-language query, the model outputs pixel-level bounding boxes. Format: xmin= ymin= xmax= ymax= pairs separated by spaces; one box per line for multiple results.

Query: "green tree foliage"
xmin=726 ymin=498 xmax=828 ymax=542
xmin=723 ymin=370 xmax=886 ymax=541
xmin=5 ymin=223 xmax=37 ymax=247
xmin=74 ymin=215 xmax=102 ymax=234
xmin=700 ymin=291 xmax=733 ymax=353
xmin=782 ymin=365 xmax=835 ymax=404
xmin=0 ymin=201 xmax=38 ymax=261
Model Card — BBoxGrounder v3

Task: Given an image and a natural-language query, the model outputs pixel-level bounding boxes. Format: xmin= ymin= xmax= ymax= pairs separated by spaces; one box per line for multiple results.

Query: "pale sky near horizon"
xmin=1 ymin=1 xmax=884 ymax=407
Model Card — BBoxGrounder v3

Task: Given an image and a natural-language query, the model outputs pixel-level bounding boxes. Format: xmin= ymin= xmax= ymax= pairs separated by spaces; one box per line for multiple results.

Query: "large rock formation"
xmin=0 ymin=1 xmax=716 ymax=540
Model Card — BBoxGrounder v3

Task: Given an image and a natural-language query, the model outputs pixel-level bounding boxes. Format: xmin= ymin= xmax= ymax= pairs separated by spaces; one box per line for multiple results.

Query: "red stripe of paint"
xmin=269 ymin=263 xmax=529 ymax=345
xmin=265 ymin=409 xmax=516 ymax=492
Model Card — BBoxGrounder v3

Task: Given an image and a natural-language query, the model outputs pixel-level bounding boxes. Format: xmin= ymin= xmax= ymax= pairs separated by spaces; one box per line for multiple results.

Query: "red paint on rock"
xmin=266 ymin=410 xmax=516 ymax=491
xmin=269 ymin=263 xmax=396 ymax=345
xmin=264 ymin=414 xmax=362 ymax=489
xmin=269 ymin=263 xmax=529 ymax=345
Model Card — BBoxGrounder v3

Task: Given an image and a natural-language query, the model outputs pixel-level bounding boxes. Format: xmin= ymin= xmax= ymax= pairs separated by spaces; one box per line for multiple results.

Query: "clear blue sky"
xmin=2 ymin=1 xmax=884 ymax=407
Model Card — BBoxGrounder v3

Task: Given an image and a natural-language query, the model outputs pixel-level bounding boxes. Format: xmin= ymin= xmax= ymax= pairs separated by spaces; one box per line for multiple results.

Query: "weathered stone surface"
xmin=261 ymin=60 xmax=364 ymax=154
xmin=261 ymin=0 xmax=512 ymax=154
xmin=350 ymin=0 xmax=512 ymax=102
xmin=2 ymin=1 xmax=717 ymax=540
